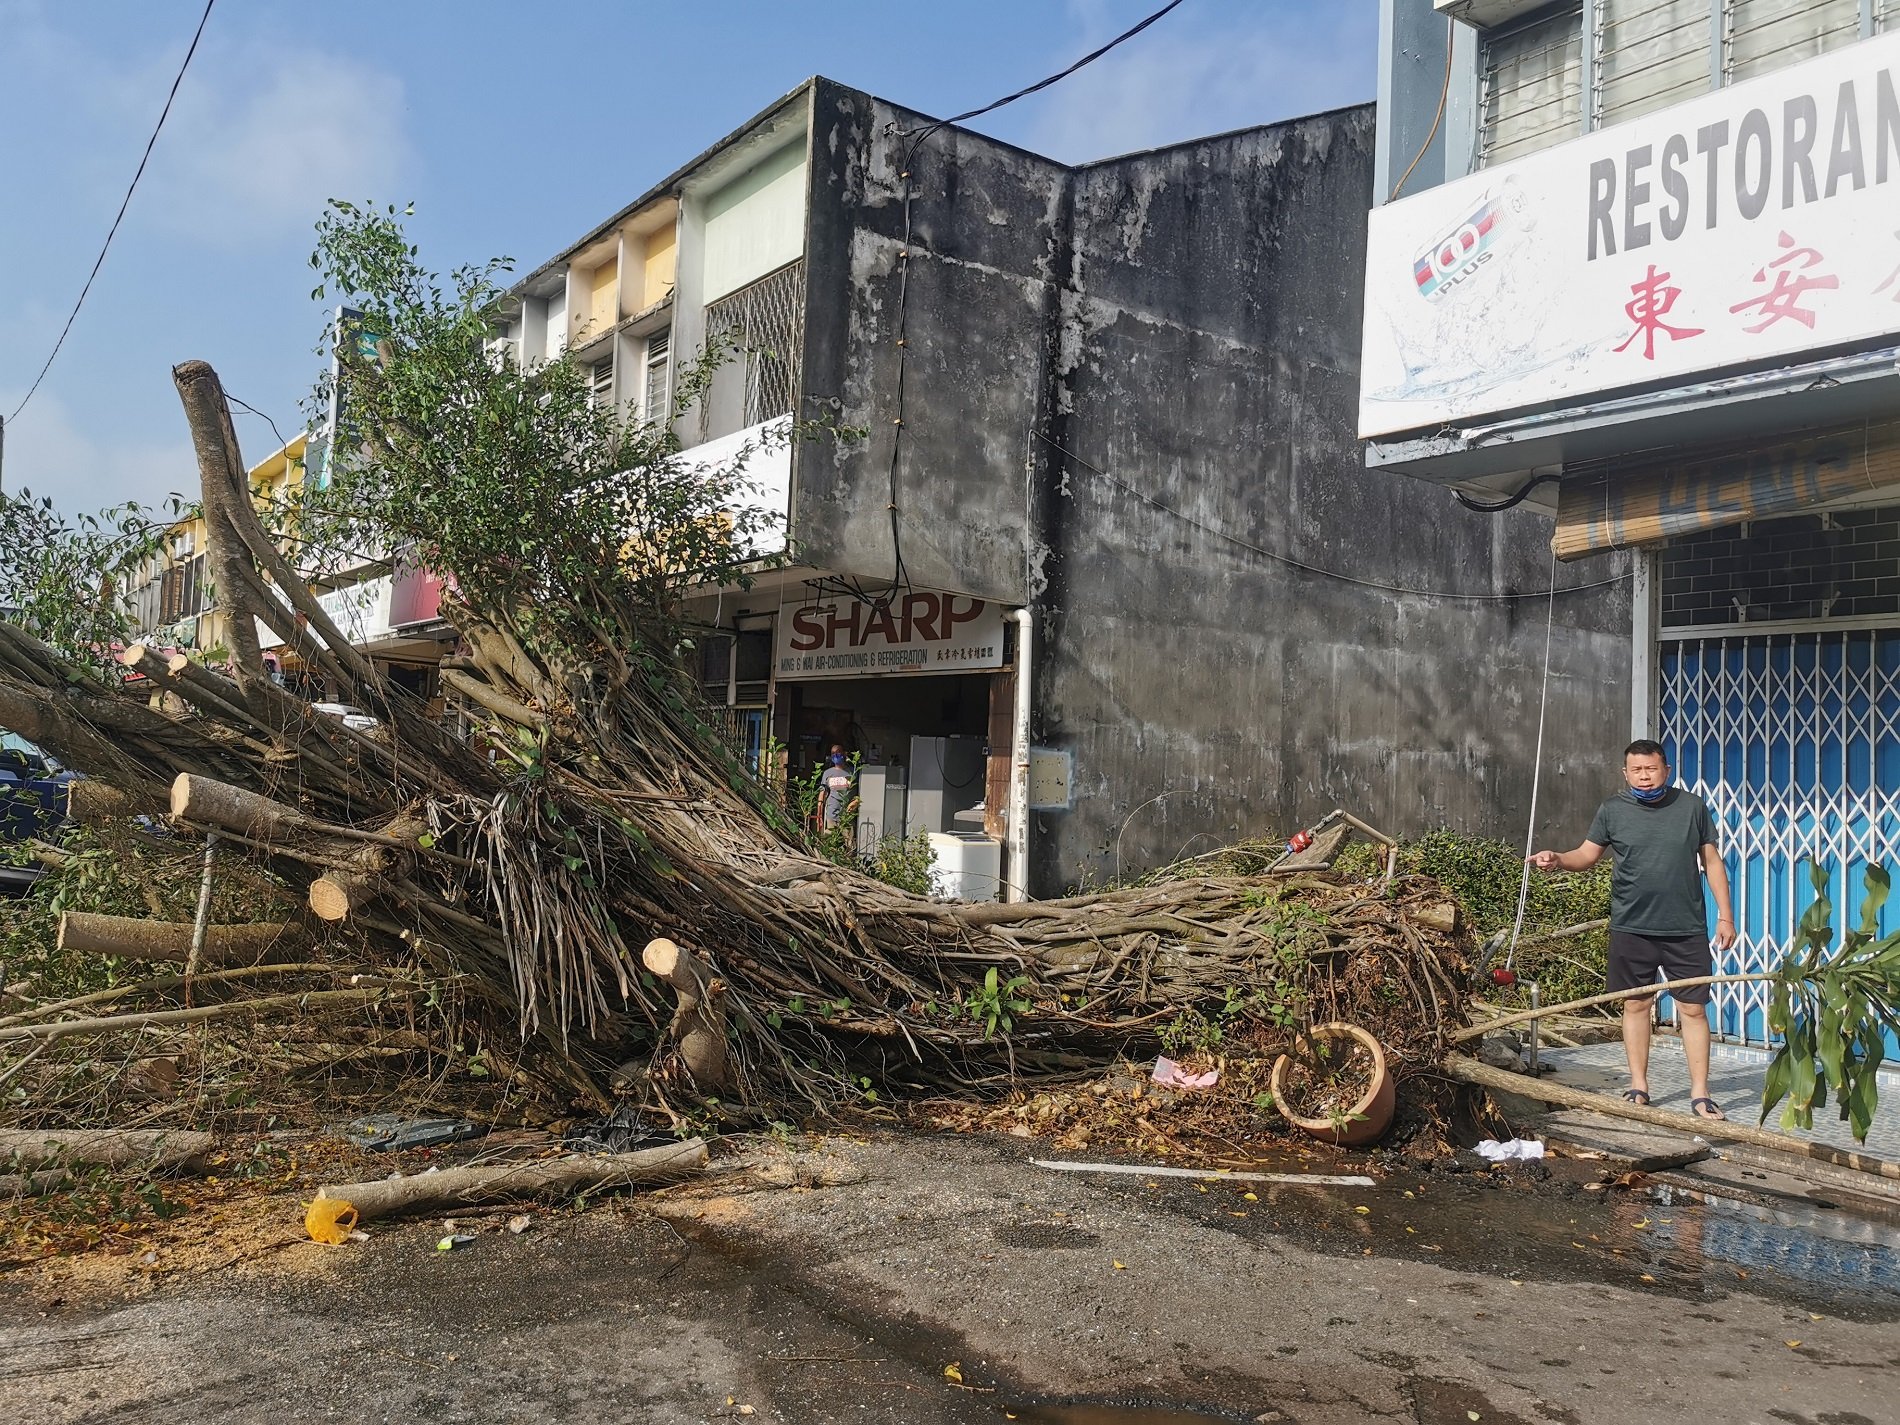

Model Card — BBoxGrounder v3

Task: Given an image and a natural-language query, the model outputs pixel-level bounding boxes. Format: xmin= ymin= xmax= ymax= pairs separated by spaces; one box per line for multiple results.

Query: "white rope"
xmin=1506 ymin=546 xmax=1561 ymax=972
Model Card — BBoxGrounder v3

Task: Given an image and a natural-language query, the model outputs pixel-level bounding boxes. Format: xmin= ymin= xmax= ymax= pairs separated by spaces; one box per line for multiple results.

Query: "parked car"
xmin=0 ymin=730 xmax=72 ymax=896
xmin=312 ymin=702 xmax=382 ymax=733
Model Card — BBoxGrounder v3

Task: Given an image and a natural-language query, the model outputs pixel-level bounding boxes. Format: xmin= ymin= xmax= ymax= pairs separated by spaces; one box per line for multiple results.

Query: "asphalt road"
xmin=1 ymin=1131 xmax=1895 ymax=1424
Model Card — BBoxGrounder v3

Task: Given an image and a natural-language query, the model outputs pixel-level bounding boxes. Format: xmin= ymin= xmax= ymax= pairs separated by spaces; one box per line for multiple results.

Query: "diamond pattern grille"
xmin=704 ymin=260 xmax=804 ymax=428
xmin=1659 ymin=627 xmax=1900 ymax=1045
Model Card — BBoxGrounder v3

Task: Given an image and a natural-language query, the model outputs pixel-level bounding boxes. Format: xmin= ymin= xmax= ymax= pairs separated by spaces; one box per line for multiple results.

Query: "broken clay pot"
xmin=1268 ymin=1020 xmax=1397 ymax=1148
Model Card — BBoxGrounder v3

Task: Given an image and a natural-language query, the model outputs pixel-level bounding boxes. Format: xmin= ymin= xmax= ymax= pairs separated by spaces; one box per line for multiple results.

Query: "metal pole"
xmin=183 ymin=831 xmax=219 ymax=1005
xmin=1527 ymin=979 xmax=1541 ymax=1075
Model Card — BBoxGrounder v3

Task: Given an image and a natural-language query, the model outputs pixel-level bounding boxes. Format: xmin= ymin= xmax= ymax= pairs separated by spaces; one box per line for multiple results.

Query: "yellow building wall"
xmin=589 ymin=259 xmax=618 ymax=333
xmin=641 ymin=227 xmax=676 ymax=310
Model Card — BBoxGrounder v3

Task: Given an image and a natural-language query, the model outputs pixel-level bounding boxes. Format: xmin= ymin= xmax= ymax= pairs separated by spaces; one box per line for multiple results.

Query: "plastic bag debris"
xmin=436 ymin=1233 xmax=477 ymax=1252
xmin=1152 ymin=1056 xmax=1219 ymax=1090
xmin=562 ymin=1103 xmax=673 ymax=1154
xmin=305 ymin=1197 xmax=360 ymax=1245
xmin=341 ymin=1114 xmax=485 ymax=1153
xmin=1474 ymin=1138 xmax=1545 ymax=1163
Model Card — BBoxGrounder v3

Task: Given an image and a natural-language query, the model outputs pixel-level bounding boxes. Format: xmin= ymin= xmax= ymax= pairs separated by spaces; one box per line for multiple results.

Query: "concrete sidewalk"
xmin=1540 ymin=1037 xmax=1900 ymax=1160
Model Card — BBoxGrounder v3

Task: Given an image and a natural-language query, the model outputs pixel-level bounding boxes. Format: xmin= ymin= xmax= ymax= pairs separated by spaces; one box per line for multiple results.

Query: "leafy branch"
xmin=1762 ymin=860 xmax=1897 ymax=1143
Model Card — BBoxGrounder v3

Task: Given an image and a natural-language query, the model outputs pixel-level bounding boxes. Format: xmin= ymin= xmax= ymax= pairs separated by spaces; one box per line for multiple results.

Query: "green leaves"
xmin=965 ymin=965 xmax=1033 ymax=1039
xmin=1760 ymin=859 xmax=1900 ymax=1143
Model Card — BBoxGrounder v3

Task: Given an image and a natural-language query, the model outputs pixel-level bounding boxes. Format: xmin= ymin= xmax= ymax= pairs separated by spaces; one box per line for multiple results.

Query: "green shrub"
xmin=1340 ymin=829 xmax=1613 ymax=1007
xmin=865 ymin=831 xmax=936 ymax=897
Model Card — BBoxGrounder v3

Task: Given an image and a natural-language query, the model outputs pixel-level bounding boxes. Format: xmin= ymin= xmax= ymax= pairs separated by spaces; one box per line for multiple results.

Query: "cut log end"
xmin=642 ymin=937 xmax=683 ymax=979
xmin=310 ymin=873 xmax=378 ymax=923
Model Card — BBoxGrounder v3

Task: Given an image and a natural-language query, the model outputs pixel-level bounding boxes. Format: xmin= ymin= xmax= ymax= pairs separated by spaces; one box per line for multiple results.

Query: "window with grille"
xmin=1599 ymin=0 xmax=1712 ymax=128
xmin=1481 ymin=4 xmax=1585 ymax=166
xmin=588 ymin=355 xmax=614 ymax=409
xmin=643 ymin=330 xmax=671 ymax=427
xmin=703 ymin=259 xmax=805 ymax=427
xmin=1724 ymin=0 xmax=1863 ymax=82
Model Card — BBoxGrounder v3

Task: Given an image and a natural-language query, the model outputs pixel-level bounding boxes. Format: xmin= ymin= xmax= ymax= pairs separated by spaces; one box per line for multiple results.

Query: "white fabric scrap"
xmin=1475 ymin=1137 xmax=1545 ymax=1162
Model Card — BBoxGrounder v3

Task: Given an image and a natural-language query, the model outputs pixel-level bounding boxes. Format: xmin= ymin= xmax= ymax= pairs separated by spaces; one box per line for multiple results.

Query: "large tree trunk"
xmin=56 ymin=912 xmax=307 ymax=965
xmin=0 ymin=1127 xmax=213 ymax=1173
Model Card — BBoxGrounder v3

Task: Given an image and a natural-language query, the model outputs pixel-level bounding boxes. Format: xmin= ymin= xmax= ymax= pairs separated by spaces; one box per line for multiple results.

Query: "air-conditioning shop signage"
xmin=1361 ymin=30 xmax=1900 ymax=440
xmin=775 ymin=591 xmax=1006 ymax=680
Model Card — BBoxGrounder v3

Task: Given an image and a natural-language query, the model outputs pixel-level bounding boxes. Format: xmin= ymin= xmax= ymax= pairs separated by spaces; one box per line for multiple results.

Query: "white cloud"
xmin=10 ymin=10 xmax=412 ymax=248
xmin=1 ymin=388 xmax=197 ymax=515
xmin=151 ymin=51 xmax=412 ymax=244
xmin=1021 ymin=0 xmax=1378 ymax=164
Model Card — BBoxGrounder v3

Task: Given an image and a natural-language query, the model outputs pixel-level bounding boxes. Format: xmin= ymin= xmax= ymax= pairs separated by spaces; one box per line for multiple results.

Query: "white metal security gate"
xmin=1658 ymin=625 xmax=1900 ymax=1045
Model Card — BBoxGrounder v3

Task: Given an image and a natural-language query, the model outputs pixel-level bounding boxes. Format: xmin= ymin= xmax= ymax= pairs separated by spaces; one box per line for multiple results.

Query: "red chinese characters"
xmin=1614 ymin=264 xmax=1703 ymax=360
xmin=1875 ymin=230 xmax=1900 ymax=303
xmin=1728 ymin=231 xmax=1838 ymax=334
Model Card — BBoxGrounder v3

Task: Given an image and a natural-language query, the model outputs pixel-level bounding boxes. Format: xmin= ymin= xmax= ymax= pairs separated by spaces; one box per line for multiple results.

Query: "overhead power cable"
xmin=4 ymin=0 xmax=217 ymax=430
xmin=860 ymin=0 xmax=1192 ymax=609
xmin=905 ymin=0 xmax=1191 ymax=147
xmin=1035 ymin=431 xmax=1627 ymax=603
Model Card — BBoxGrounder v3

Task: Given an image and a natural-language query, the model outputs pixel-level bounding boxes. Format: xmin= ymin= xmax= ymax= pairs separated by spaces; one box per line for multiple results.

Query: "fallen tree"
xmin=0 ymin=205 xmax=1474 ymax=1121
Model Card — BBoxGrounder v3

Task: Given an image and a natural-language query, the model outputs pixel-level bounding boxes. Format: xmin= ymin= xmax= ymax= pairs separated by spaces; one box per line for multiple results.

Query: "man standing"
xmin=1528 ymin=740 xmax=1736 ymax=1120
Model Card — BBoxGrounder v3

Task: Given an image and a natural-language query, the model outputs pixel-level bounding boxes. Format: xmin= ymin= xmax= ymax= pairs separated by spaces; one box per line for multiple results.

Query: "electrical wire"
xmin=225 ymin=392 xmax=290 ymax=463
xmin=1035 ymin=429 xmax=1628 ymax=603
xmin=4 ymin=0 xmax=217 ymax=427
xmin=1388 ymin=14 xmax=1453 ymax=202
xmin=902 ymin=0 xmax=1191 ymax=150
xmin=1453 ymin=471 xmax=1563 ymax=514
xmin=1505 ymin=547 xmax=1561 ymax=974
xmin=865 ymin=0 xmax=1194 ymax=610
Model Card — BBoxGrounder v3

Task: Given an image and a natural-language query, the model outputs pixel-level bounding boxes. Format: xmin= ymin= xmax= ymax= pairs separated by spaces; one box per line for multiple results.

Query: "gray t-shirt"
xmin=1585 ymin=787 xmax=1718 ymax=936
xmin=820 ymin=765 xmax=854 ymax=827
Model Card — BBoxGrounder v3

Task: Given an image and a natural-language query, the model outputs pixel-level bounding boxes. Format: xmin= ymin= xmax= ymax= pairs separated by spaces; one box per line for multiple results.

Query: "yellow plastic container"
xmin=304 ymin=1196 xmax=359 ymax=1245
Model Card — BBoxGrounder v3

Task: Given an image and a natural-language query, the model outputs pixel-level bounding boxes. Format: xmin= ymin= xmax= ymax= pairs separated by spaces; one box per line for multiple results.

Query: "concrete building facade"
xmin=495 ymin=76 xmax=1631 ymax=898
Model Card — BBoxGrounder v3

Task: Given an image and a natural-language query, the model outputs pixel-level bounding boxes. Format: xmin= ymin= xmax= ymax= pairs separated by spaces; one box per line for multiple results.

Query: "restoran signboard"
xmin=1360 ymin=30 xmax=1900 ymax=440
xmin=774 ymin=590 xmax=1006 ymax=680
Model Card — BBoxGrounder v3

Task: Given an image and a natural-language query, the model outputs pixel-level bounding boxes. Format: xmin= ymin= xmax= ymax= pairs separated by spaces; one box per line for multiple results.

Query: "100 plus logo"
xmin=1413 ymin=196 xmax=1503 ymax=300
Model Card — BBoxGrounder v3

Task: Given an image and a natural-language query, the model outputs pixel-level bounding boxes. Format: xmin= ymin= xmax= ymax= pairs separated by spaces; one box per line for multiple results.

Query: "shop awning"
xmin=1553 ymin=421 xmax=1900 ymax=561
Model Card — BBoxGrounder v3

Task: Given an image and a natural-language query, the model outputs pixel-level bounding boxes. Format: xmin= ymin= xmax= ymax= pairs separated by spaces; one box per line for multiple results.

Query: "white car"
xmin=312 ymin=701 xmax=381 ymax=733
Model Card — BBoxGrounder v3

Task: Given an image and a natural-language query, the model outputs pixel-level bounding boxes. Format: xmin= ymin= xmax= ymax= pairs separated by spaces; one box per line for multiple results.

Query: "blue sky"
xmin=0 ymin=0 xmax=1376 ymax=514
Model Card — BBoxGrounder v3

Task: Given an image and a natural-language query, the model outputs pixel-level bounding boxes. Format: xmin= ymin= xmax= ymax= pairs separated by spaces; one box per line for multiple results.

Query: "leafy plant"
xmin=0 ymin=492 xmax=186 ymax=670
xmin=966 ymin=966 xmax=1031 ymax=1039
xmin=298 ymin=200 xmax=790 ymax=666
xmin=1761 ymin=860 xmax=1899 ymax=1143
xmin=1159 ymin=1007 xmax=1222 ymax=1056
xmin=1341 ymin=830 xmax=1615 ymax=1006
xmin=864 ymin=831 xmax=935 ymax=896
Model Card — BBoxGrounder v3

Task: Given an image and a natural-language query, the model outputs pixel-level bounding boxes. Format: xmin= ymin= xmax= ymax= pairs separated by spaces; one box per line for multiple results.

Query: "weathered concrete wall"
xmin=1038 ymin=109 xmax=1633 ymax=892
xmin=799 ymin=84 xmax=1633 ymax=894
xmin=800 ymin=82 xmax=1067 ymax=606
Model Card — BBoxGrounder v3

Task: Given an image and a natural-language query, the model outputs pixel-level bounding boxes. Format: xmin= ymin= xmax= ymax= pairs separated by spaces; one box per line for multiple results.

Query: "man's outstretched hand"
xmin=1526 ymin=850 xmax=1560 ymax=872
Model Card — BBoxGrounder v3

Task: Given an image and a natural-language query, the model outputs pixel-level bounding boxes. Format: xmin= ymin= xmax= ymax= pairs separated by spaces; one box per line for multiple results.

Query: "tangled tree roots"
xmin=0 ymin=362 xmax=1472 ymax=1120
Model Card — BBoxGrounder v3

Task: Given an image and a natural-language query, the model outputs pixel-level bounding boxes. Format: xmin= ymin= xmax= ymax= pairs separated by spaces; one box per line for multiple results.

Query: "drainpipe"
xmin=1007 ymin=607 xmax=1034 ymax=902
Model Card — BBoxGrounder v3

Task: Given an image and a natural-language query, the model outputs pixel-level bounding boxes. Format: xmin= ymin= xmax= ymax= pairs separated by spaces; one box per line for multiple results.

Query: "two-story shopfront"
xmin=1366 ymin=1 xmax=1900 ymax=1042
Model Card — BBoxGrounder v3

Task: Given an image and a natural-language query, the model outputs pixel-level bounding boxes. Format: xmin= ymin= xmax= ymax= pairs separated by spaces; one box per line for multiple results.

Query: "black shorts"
xmin=1607 ymin=931 xmax=1714 ymax=1005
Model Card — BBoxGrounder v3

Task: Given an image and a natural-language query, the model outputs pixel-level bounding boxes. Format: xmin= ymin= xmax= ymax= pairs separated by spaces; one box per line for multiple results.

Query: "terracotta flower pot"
xmin=1269 ymin=1020 xmax=1396 ymax=1147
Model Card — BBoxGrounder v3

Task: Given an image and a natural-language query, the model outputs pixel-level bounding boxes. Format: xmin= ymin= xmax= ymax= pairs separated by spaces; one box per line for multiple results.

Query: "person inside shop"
xmin=815 ymin=744 xmax=858 ymax=846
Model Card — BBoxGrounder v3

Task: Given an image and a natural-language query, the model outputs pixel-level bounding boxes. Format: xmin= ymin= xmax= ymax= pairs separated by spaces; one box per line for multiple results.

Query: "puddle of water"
xmin=1651 ymin=1182 xmax=1900 ymax=1296
xmin=1000 ymin=1402 xmax=1245 ymax=1424
xmin=1120 ymin=1154 xmax=1900 ymax=1316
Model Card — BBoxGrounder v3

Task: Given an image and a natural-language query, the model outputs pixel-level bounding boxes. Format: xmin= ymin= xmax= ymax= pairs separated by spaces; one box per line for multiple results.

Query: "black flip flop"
xmin=1623 ymin=1089 xmax=1651 ymax=1106
xmin=1690 ymin=1096 xmax=1726 ymax=1120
